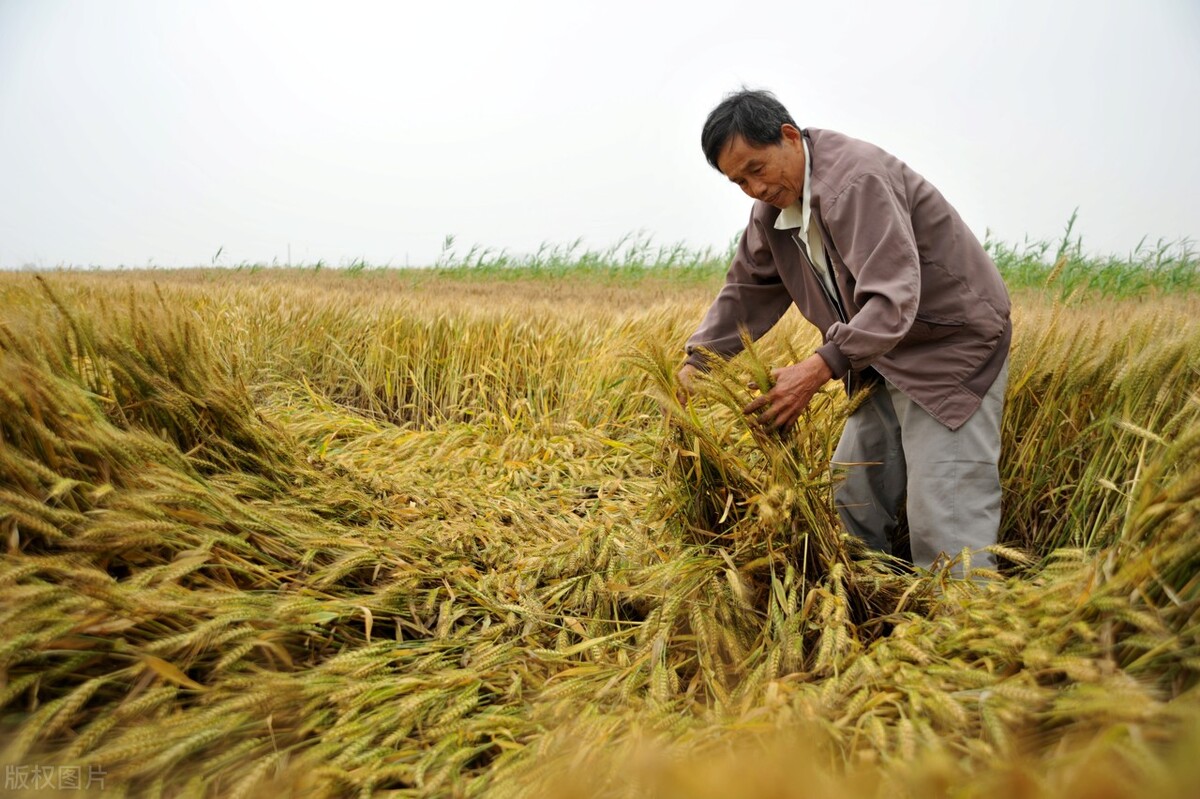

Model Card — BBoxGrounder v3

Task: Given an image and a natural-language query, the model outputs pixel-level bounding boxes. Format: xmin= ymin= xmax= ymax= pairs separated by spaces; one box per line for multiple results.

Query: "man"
xmin=678 ymin=89 xmax=1011 ymax=574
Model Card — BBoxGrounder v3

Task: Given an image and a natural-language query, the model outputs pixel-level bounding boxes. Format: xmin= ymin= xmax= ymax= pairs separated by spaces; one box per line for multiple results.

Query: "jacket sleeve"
xmin=814 ymin=172 xmax=920 ymax=377
xmin=685 ymin=208 xmax=794 ymax=370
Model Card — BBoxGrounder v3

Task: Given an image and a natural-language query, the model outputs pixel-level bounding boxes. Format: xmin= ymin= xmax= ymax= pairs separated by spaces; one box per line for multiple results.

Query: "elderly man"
xmin=678 ymin=89 xmax=1011 ymax=574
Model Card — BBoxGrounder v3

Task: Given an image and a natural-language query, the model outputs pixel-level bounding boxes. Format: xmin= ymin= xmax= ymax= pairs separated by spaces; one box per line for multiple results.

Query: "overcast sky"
xmin=1 ymin=0 xmax=1197 ymax=269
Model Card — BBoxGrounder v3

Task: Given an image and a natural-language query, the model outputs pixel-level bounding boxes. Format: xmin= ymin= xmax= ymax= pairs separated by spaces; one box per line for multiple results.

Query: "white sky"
xmin=1 ymin=0 xmax=1197 ymax=268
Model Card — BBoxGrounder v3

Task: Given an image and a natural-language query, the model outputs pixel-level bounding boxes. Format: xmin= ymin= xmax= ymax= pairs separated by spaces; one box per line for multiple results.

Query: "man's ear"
xmin=780 ymin=124 xmax=802 ymax=143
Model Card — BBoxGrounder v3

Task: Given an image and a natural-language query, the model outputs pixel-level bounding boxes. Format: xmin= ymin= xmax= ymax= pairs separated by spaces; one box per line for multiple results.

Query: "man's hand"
xmin=676 ymin=363 xmax=702 ymax=405
xmin=743 ymin=354 xmax=833 ymax=430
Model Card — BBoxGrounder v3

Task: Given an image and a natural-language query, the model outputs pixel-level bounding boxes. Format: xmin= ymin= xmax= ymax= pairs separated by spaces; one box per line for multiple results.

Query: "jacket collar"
xmin=773 ymin=133 xmax=814 ymax=233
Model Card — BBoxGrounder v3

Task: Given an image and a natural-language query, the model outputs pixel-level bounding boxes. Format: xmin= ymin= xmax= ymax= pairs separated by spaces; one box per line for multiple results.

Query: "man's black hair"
xmin=701 ymin=88 xmax=797 ymax=172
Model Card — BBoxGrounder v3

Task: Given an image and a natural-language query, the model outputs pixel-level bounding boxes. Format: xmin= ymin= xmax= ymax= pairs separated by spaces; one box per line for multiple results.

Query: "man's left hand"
xmin=743 ymin=354 xmax=834 ymax=430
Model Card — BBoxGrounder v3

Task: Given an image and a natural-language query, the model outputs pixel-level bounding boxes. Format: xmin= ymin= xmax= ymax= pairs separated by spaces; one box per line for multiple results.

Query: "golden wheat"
xmin=0 ymin=270 xmax=1197 ymax=797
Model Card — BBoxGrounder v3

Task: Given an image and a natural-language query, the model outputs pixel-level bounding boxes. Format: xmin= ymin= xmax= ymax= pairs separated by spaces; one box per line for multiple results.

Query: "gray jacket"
xmin=685 ymin=127 xmax=1011 ymax=431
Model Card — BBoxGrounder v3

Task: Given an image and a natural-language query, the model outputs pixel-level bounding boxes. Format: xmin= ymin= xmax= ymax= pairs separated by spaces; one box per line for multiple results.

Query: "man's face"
xmin=716 ymin=124 xmax=806 ymax=209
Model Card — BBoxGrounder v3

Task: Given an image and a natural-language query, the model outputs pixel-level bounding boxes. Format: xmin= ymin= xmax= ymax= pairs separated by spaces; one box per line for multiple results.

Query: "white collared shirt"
xmin=773 ymin=137 xmax=838 ymax=304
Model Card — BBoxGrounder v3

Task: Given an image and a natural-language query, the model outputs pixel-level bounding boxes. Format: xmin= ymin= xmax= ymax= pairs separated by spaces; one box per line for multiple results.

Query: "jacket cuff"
xmin=815 ymin=341 xmax=850 ymax=379
xmin=684 ymin=348 xmax=719 ymax=372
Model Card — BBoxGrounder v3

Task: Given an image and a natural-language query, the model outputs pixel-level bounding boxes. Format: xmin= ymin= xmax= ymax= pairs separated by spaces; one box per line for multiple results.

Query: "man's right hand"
xmin=675 ymin=363 xmax=702 ymax=405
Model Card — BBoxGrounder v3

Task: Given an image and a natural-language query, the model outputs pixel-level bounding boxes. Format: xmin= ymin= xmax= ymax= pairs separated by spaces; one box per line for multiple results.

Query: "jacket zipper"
xmin=793 ymin=232 xmax=847 ymax=324
xmin=796 ymin=223 xmax=876 ymax=395
xmin=807 ymin=220 xmax=881 ymax=395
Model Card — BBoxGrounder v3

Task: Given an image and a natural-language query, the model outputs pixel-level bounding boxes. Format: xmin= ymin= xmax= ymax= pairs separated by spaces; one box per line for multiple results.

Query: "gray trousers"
xmin=831 ymin=360 xmax=1008 ymax=574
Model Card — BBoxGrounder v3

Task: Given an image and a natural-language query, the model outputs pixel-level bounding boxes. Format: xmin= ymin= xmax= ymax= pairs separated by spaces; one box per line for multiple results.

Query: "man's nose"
xmin=745 ymin=180 xmax=766 ymax=200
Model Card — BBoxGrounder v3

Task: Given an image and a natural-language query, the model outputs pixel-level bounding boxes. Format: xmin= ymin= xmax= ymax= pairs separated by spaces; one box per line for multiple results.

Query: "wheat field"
xmin=1 ymin=266 xmax=1198 ymax=798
